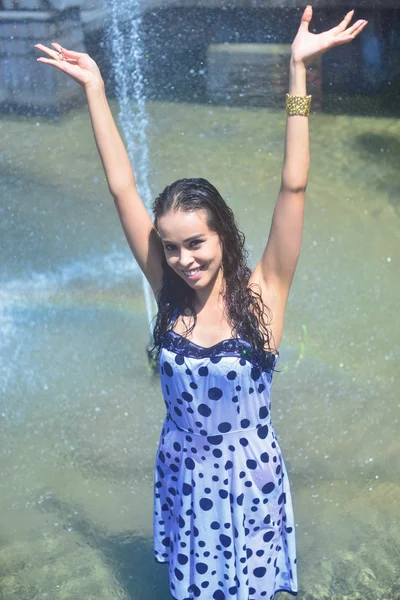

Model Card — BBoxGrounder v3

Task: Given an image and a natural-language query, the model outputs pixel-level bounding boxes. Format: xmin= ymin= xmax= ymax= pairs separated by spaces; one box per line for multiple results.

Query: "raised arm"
xmin=35 ymin=43 xmax=164 ymax=295
xmin=250 ymin=6 xmax=367 ymax=347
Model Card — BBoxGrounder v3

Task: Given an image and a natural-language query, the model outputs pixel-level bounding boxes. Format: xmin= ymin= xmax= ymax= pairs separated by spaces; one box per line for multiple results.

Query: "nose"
xmin=178 ymin=248 xmax=194 ymax=268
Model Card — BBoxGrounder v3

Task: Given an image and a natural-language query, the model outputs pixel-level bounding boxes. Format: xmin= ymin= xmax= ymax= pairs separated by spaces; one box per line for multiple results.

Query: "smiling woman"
xmin=151 ymin=178 xmax=273 ymax=355
xmin=34 ymin=6 xmax=368 ymax=600
xmin=158 ymin=211 xmax=222 ymax=286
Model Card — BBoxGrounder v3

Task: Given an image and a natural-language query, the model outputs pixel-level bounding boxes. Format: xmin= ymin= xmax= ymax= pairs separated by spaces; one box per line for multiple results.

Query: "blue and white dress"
xmin=154 ymin=328 xmax=298 ymax=600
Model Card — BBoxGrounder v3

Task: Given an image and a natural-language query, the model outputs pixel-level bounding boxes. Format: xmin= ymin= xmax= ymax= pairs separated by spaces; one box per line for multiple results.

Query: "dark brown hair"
xmin=150 ymin=178 xmax=274 ymax=359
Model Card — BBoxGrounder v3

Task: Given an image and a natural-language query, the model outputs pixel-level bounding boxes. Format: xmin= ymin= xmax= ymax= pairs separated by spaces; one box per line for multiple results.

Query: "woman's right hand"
xmin=35 ymin=42 xmax=103 ymax=89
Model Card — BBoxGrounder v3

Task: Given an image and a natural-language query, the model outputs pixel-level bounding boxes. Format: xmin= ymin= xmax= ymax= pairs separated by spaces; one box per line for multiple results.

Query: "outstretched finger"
xmin=340 ymin=18 xmax=368 ymax=38
xmin=35 ymin=43 xmax=61 ymax=61
xmin=51 ymin=42 xmax=83 ymax=60
xmin=335 ymin=20 xmax=368 ymax=45
xmin=36 ymin=56 xmax=68 ymax=72
xmin=298 ymin=5 xmax=313 ymax=32
xmin=332 ymin=9 xmax=355 ymax=34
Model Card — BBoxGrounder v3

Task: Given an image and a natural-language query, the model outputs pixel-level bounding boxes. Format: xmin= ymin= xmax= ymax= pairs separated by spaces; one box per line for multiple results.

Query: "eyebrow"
xmin=161 ymin=234 xmax=205 ymax=244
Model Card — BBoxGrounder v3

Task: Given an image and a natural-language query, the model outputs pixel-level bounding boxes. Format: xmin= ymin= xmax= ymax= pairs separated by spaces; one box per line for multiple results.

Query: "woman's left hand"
xmin=291 ymin=5 xmax=368 ymax=67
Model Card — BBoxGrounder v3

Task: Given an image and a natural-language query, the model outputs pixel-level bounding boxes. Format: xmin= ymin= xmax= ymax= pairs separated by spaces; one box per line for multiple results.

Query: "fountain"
xmin=108 ymin=0 xmax=157 ymax=342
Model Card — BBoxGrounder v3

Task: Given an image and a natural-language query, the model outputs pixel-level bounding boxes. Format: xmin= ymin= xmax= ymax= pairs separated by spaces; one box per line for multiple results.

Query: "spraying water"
xmin=109 ymin=0 xmax=156 ymax=335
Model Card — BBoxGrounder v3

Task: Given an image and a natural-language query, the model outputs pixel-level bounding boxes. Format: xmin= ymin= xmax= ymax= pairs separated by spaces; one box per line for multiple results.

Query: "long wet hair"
xmin=150 ymin=178 xmax=274 ymax=360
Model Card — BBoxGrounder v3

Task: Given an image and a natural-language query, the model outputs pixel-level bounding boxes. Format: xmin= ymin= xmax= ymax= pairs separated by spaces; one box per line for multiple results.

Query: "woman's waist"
xmin=164 ymin=410 xmax=275 ymax=439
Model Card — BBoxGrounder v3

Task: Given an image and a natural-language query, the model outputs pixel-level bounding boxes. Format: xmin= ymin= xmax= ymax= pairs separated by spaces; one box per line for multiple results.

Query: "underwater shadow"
xmin=39 ymin=494 xmax=169 ymax=600
xmin=353 ymin=131 xmax=400 ymax=213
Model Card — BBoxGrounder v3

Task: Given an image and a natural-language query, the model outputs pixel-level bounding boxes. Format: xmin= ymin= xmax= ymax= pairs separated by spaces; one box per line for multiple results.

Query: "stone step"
xmin=207 ymin=43 xmax=322 ymax=109
xmin=0 ymin=9 xmax=86 ymax=113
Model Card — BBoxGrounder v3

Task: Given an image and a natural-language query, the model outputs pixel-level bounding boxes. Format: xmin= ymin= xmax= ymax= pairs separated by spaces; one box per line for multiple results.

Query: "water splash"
xmin=109 ymin=0 xmax=156 ymax=337
xmin=0 ymin=246 xmax=139 ymax=307
xmin=0 ymin=247 xmax=141 ymax=403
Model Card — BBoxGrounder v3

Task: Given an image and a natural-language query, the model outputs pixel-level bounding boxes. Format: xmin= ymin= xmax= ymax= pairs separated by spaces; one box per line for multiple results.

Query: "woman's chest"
xmin=172 ymin=313 xmax=236 ymax=348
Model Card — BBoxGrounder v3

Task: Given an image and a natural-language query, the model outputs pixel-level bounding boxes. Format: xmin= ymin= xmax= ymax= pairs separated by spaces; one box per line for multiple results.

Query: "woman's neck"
xmin=193 ymin=268 xmax=225 ymax=314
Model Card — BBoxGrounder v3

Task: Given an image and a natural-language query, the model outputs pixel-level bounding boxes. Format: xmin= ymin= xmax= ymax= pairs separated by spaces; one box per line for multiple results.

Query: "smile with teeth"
xmin=182 ymin=266 xmax=204 ymax=277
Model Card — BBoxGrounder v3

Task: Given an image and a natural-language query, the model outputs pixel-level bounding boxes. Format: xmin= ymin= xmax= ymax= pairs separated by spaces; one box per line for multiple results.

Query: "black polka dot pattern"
xmin=154 ymin=333 xmax=297 ymax=599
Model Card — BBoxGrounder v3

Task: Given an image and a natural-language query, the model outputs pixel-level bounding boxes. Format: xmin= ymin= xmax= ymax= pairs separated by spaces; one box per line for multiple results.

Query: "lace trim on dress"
xmin=162 ymin=330 xmax=278 ymax=373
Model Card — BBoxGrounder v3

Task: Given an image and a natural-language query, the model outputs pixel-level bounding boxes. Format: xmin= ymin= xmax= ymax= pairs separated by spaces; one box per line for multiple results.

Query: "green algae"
xmin=1 ymin=98 xmax=399 ymax=598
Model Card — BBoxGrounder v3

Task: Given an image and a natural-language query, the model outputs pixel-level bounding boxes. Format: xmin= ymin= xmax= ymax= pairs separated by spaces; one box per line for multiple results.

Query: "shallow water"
xmin=0 ymin=100 xmax=399 ymax=599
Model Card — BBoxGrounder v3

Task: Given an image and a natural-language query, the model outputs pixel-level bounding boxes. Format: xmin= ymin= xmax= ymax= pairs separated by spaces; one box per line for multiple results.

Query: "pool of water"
xmin=0 ymin=99 xmax=399 ymax=599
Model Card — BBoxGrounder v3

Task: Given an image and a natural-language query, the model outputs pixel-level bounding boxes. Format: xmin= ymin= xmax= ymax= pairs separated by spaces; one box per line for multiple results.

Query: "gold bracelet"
xmin=286 ymin=94 xmax=312 ymax=116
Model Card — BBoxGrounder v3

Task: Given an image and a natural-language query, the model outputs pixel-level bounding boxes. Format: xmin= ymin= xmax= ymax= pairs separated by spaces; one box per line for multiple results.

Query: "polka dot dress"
xmin=154 ymin=330 xmax=298 ymax=600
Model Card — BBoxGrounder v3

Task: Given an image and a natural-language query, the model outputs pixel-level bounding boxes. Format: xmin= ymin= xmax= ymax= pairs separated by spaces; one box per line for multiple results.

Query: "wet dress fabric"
xmin=154 ymin=329 xmax=298 ymax=600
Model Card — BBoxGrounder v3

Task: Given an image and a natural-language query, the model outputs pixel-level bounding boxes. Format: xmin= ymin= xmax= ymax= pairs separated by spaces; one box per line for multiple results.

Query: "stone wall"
xmin=1 ymin=1 xmax=99 ymax=10
xmin=207 ymin=43 xmax=322 ymax=109
xmin=98 ymin=0 xmax=400 ymax=8
xmin=115 ymin=0 xmax=400 ymax=9
xmin=1 ymin=0 xmax=399 ymax=113
xmin=0 ymin=0 xmax=105 ymax=113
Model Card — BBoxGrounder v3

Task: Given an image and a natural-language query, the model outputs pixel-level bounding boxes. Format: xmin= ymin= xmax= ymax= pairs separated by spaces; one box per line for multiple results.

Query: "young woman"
xmin=36 ymin=6 xmax=367 ymax=599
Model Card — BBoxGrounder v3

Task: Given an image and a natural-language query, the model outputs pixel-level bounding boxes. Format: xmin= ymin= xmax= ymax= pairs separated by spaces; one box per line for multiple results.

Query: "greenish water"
xmin=0 ymin=100 xmax=399 ymax=599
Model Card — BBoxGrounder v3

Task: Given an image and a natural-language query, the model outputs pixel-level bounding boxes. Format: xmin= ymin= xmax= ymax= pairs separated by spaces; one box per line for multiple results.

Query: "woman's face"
xmin=157 ymin=209 xmax=223 ymax=290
